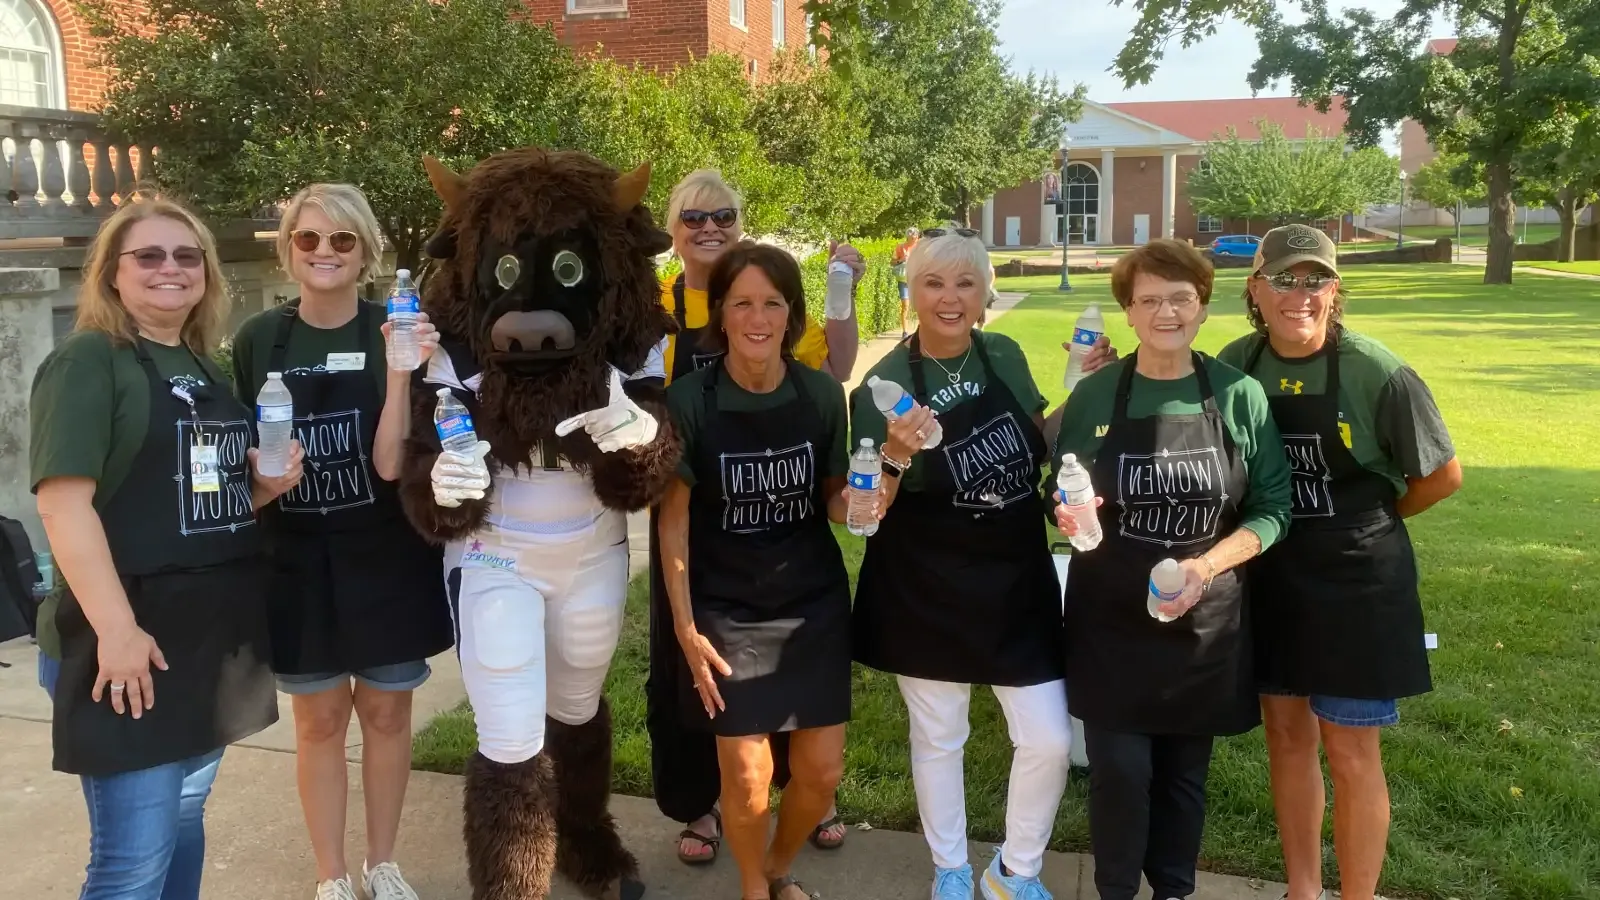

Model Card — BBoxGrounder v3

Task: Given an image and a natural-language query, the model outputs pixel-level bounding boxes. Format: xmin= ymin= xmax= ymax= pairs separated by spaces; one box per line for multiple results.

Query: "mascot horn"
xmin=400 ymin=147 xmax=680 ymax=900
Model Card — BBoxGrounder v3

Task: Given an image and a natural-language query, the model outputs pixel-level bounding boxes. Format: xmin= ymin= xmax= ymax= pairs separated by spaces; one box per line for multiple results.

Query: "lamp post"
xmin=1396 ymin=169 xmax=1408 ymax=250
xmin=1058 ymin=133 xmax=1073 ymax=293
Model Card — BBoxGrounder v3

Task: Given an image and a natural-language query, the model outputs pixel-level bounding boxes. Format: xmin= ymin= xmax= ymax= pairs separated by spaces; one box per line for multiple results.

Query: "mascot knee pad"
xmin=550 ymin=590 xmax=624 ymax=671
xmin=459 ymin=565 xmax=545 ymax=672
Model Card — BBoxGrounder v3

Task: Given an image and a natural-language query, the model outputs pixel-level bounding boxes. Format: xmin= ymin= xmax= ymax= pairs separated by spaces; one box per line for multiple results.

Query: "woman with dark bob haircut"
xmin=657 ymin=240 xmax=853 ymax=900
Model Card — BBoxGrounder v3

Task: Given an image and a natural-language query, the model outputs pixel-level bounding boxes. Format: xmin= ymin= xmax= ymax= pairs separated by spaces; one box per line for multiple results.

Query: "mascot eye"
xmin=494 ymin=255 xmax=521 ymax=290
xmin=552 ymin=250 xmax=585 ymax=288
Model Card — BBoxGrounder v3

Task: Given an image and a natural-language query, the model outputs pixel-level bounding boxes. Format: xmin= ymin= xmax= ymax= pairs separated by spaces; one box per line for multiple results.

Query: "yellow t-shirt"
xmin=658 ymin=277 xmax=828 ymax=383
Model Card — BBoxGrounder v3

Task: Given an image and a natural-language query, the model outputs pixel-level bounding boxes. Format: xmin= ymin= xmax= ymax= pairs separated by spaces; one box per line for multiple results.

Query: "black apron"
xmin=678 ymin=362 xmax=852 ymax=737
xmin=52 ymin=339 xmax=277 ymax=776
xmin=261 ymin=301 xmax=453 ymax=676
xmin=1061 ymin=352 xmax=1258 ymax=737
xmin=852 ymin=333 xmax=1063 ymax=687
xmin=1244 ymin=330 xmax=1431 ymax=700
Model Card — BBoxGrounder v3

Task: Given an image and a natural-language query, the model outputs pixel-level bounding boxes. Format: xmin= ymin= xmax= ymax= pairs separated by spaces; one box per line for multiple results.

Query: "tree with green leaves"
xmin=1516 ymin=109 xmax=1600 ymax=261
xmin=1186 ymin=121 xmax=1398 ymax=223
xmin=1410 ymin=152 xmax=1489 ymax=211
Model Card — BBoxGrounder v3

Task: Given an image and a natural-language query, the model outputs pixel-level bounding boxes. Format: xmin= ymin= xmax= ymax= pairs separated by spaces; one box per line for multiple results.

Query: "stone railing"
xmin=0 ymin=104 xmax=157 ymax=239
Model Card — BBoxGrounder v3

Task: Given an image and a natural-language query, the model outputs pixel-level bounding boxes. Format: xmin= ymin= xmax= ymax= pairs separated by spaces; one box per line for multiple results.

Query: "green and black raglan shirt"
xmin=668 ymin=362 xmax=850 ymax=488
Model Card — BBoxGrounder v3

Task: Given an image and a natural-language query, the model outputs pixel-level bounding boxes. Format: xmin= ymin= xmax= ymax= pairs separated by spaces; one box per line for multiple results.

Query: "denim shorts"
xmin=1261 ymin=686 xmax=1400 ymax=727
xmin=276 ymin=660 xmax=431 ymax=696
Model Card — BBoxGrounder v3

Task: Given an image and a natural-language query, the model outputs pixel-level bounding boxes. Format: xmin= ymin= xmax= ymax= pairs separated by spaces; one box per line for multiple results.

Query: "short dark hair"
xmin=703 ymin=240 xmax=808 ymax=357
xmin=1110 ymin=239 xmax=1214 ymax=310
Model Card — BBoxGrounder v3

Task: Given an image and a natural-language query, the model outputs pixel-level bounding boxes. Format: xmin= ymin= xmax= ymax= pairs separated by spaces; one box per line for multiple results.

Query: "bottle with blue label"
xmin=1063 ymin=303 xmax=1105 ymax=391
xmin=1147 ymin=557 xmax=1184 ymax=623
xmin=386 ymin=269 xmax=422 ymax=371
xmin=846 ymin=438 xmax=882 ymax=537
xmin=434 ymin=388 xmax=478 ymax=455
xmin=255 ymin=372 xmax=295 ymax=477
xmin=867 ymin=375 xmax=942 ymax=449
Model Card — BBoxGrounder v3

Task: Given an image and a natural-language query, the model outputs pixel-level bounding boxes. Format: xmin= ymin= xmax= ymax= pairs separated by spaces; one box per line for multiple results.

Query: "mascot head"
xmin=420 ymin=148 xmax=674 ymax=378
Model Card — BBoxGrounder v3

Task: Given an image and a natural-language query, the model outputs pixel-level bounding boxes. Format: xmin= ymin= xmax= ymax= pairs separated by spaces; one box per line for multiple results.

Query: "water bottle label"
xmin=1072 ymin=327 xmax=1102 ymax=348
xmin=1148 ymin=577 xmax=1182 ymax=602
xmin=388 ymin=295 xmax=420 ymax=316
xmin=257 ymin=403 xmax=294 ymax=423
xmin=849 ymin=471 xmax=880 ymax=491
xmin=436 ymin=414 xmax=474 ymax=441
xmin=891 ymin=394 xmax=914 ymax=416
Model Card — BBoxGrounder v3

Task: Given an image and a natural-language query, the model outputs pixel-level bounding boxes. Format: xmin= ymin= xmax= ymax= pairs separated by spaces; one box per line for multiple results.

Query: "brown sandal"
xmin=676 ymin=809 xmax=722 ymax=866
xmin=808 ymin=814 xmax=845 ymax=850
xmin=768 ymin=874 xmax=818 ymax=900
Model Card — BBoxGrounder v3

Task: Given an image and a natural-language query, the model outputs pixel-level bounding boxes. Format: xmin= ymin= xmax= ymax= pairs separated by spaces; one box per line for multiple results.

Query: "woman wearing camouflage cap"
xmin=1222 ymin=224 xmax=1462 ymax=900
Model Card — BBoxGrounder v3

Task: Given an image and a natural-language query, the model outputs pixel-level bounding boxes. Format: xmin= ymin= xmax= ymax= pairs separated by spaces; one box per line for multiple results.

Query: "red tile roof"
xmin=1104 ymin=97 xmax=1350 ymax=142
xmin=1427 ymin=38 xmax=1458 ymax=55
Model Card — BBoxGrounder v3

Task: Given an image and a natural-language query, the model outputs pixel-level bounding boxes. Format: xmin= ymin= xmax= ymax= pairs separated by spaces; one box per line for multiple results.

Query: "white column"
xmin=1161 ymin=150 xmax=1178 ymax=239
xmin=981 ymin=197 xmax=995 ymax=246
xmin=1040 ymin=189 xmax=1056 ymax=248
xmin=1100 ymin=149 xmax=1116 ymax=246
xmin=0 ymin=267 xmax=61 ymax=548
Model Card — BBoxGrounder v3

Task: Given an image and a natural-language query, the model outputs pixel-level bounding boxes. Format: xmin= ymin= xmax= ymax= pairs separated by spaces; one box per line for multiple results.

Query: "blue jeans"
xmin=39 ymin=652 xmax=226 ymax=900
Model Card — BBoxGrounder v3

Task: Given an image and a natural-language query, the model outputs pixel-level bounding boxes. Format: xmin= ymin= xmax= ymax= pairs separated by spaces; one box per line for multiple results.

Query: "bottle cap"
xmin=868 ymin=375 xmax=881 ymax=386
xmin=861 ymin=437 xmax=875 ymax=448
xmin=436 ymin=387 xmax=451 ymax=398
xmin=396 ymin=268 xmax=411 ymax=279
xmin=267 ymin=371 xmax=282 ymax=379
xmin=1061 ymin=452 xmax=1077 ymax=465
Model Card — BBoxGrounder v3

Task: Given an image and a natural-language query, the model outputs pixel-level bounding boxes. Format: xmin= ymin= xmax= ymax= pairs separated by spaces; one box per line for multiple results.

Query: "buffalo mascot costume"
xmin=399 ymin=147 xmax=680 ymax=900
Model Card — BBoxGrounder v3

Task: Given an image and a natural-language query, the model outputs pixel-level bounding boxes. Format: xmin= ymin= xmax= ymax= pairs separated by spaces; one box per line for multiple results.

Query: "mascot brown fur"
xmin=399 ymin=147 xmax=679 ymax=900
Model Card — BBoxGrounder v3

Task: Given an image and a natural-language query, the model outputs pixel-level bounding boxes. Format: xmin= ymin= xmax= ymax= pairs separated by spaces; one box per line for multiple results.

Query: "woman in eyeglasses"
xmin=1050 ymin=239 xmax=1290 ymax=900
xmin=1220 ymin=226 xmax=1460 ymax=900
xmin=850 ymin=228 xmax=1072 ymax=900
xmin=644 ymin=168 xmax=863 ymax=865
xmin=230 ymin=183 xmax=454 ymax=900
xmin=30 ymin=198 xmax=298 ymax=898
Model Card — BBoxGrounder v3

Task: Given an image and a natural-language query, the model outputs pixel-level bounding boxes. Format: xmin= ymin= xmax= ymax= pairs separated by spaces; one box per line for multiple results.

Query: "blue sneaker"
xmin=979 ymin=852 xmax=1052 ymax=900
xmin=931 ymin=863 xmax=974 ymax=900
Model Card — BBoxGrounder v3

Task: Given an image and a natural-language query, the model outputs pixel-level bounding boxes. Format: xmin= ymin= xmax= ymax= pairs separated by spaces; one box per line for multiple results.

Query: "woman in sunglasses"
xmin=645 ymin=169 xmax=863 ymax=866
xmin=851 ymin=228 xmax=1072 ymax=900
xmin=230 ymin=183 xmax=453 ymax=900
xmin=30 ymin=198 xmax=299 ymax=899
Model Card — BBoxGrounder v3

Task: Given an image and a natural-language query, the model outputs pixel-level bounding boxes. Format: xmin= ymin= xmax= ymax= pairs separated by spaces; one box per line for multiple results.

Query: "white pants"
xmin=449 ymin=508 xmax=629 ymax=765
xmin=897 ymin=675 xmax=1072 ymax=878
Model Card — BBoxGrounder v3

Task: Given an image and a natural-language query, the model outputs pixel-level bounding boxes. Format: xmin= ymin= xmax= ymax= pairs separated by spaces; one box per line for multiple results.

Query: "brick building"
xmin=981 ymin=97 xmax=1350 ymax=249
xmin=4 ymin=0 xmax=807 ymax=114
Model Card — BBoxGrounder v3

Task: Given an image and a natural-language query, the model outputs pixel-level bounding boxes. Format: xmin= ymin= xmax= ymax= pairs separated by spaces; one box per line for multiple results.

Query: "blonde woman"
xmin=644 ymin=169 xmax=861 ymax=863
xmin=230 ymin=184 xmax=453 ymax=900
xmin=30 ymin=198 xmax=301 ymax=899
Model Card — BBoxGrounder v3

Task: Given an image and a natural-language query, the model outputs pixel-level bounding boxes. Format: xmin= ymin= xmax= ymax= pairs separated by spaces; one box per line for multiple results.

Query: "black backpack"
xmin=0 ymin=514 xmax=42 ymax=643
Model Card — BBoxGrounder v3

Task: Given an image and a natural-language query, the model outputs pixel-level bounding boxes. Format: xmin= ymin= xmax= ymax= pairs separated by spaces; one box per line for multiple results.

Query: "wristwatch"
xmin=881 ymin=455 xmax=910 ymax=479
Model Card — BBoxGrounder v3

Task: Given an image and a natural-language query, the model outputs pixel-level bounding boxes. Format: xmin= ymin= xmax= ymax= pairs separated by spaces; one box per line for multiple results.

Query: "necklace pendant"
xmin=948 ymin=371 xmax=961 ymax=384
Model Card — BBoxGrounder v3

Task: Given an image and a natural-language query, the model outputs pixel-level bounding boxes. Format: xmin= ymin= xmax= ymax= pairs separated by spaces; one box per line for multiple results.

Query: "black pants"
xmin=1083 ymin=726 xmax=1215 ymax=900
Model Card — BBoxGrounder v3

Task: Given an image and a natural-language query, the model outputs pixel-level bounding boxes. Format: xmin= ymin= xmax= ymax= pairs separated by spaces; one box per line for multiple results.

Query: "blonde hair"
xmin=277 ymin=183 xmax=384 ymax=283
xmin=666 ymin=169 xmax=744 ymax=240
xmin=75 ymin=198 xmax=230 ymax=355
xmin=906 ymin=231 xmax=993 ymax=295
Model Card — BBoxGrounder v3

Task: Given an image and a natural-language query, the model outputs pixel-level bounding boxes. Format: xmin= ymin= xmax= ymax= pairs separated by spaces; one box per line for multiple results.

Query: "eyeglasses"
xmin=680 ymin=208 xmax=738 ymax=230
xmin=291 ymin=229 xmax=360 ymax=254
xmin=1261 ymin=271 xmax=1337 ymax=294
xmin=121 ymin=246 xmax=205 ymax=270
xmin=1132 ymin=293 xmax=1201 ymax=313
xmin=923 ymin=227 xmax=980 ymax=239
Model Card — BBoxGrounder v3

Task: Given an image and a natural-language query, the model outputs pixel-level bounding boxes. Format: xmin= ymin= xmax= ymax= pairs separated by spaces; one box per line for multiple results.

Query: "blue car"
xmin=1209 ymin=234 xmax=1262 ymax=257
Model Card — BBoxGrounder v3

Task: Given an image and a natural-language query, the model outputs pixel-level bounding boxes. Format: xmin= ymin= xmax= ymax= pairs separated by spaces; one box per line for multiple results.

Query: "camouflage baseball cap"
xmin=1252 ymin=224 xmax=1338 ymax=277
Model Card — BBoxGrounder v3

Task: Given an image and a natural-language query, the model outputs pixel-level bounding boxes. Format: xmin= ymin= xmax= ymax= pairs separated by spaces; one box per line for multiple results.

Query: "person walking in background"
xmin=230 ymin=184 xmax=455 ymax=900
xmin=1051 ymin=239 xmax=1291 ymax=900
xmin=30 ymin=198 xmax=298 ymax=900
xmin=893 ymin=227 xmax=920 ymax=338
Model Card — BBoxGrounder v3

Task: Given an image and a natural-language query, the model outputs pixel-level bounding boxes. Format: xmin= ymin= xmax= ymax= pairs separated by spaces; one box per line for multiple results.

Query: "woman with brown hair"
xmin=30 ymin=198 xmax=302 ymax=899
xmin=657 ymin=241 xmax=853 ymax=900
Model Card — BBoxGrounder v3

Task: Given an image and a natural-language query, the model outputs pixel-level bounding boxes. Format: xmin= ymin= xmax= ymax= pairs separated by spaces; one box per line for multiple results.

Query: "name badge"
xmin=190 ymin=437 xmax=219 ymax=493
xmin=326 ymin=352 xmax=366 ymax=371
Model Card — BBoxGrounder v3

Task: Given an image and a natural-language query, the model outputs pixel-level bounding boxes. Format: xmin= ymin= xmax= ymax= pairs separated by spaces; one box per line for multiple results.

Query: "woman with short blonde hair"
xmin=233 ymin=182 xmax=452 ymax=900
xmin=32 ymin=197 xmax=303 ymax=899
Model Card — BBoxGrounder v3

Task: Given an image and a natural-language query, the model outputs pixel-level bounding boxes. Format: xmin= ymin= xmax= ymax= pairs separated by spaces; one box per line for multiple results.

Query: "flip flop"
xmin=768 ymin=873 xmax=818 ymax=900
xmin=676 ymin=809 xmax=721 ymax=866
xmin=808 ymin=814 xmax=845 ymax=850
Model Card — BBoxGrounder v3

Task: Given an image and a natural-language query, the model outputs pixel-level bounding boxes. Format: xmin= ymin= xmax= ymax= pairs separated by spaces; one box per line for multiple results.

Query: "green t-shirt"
xmin=667 ymin=362 xmax=849 ymax=491
xmin=230 ymin=301 xmax=390 ymax=406
xmin=1049 ymin=353 xmax=1292 ymax=551
xmin=28 ymin=330 xmax=228 ymax=657
xmin=849 ymin=331 xmax=1048 ymax=494
xmin=1217 ymin=330 xmax=1455 ymax=498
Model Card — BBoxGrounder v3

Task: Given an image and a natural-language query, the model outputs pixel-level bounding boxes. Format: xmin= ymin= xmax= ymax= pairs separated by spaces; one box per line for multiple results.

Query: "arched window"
xmin=0 ymin=0 xmax=58 ymax=108
xmin=1058 ymin=162 xmax=1101 ymax=244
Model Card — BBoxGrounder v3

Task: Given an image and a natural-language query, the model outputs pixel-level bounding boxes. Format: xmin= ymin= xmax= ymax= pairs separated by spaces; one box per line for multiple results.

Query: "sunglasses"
xmin=1261 ymin=271 xmax=1338 ymax=293
xmin=291 ymin=229 xmax=360 ymax=254
xmin=680 ymin=208 xmax=738 ymax=230
xmin=121 ymin=246 xmax=205 ymax=269
xmin=923 ymin=227 xmax=980 ymax=239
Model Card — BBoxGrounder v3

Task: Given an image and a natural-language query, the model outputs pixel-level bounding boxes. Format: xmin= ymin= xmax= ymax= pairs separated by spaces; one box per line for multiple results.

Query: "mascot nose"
xmin=490 ymin=310 xmax=577 ymax=353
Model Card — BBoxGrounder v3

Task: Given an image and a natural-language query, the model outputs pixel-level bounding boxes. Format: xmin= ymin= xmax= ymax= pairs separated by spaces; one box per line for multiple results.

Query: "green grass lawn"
xmin=415 ymin=266 xmax=1600 ymax=899
xmin=1401 ymin=222 xmax=1565 ymax=248
xmin=1516 ymin=260 xmax=1600 ymax=276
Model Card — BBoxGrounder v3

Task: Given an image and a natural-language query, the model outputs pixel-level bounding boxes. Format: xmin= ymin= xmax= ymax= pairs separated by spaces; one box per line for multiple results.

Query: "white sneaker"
xmin=364 ymin=861 xmax=420 ymax=900
xmin=315 ymin=875 xmax=357 ymax=900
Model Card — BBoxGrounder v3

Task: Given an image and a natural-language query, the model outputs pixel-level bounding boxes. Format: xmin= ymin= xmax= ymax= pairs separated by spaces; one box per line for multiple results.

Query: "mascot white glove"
xmin=554 ymin=367 xmax=658 ymax=453
xmin=431 ymin=440 xmax=492 ymax=508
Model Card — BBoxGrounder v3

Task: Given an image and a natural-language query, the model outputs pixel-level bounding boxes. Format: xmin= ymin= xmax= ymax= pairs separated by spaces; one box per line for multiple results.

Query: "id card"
xmin=190 ymin=438 xmax=220 ymax=493
xmin=327 ymin=352 xmax=366 ymax=371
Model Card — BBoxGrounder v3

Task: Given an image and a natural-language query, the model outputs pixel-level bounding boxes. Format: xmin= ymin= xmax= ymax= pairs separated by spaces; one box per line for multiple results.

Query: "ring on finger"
xmin=110 ymin=683 xmax=126 ymax=693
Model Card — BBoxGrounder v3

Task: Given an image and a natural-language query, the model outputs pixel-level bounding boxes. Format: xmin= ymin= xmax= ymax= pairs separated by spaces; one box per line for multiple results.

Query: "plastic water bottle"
xmin=434 ymin=388 xmax=478 ymax=455
xmin=1148 ymin=558 xmax=1185 ymax=623
xmin=824 ymin=260 xmax=854 ymax=320
xmin=1063 ymin=303 xmax=1105 ymax=391
xmin=867 ymin=375 xmax=942 ymax=449
xmin=255 ymin=372 xmax=295 ymax=477
xmin=1056 ymin=453 xmax=1102 ymax=552
xmin=386 ymin=269 xmax=421 ymax=371
xmin=846 ymin=438 xmax=882 ymax=536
